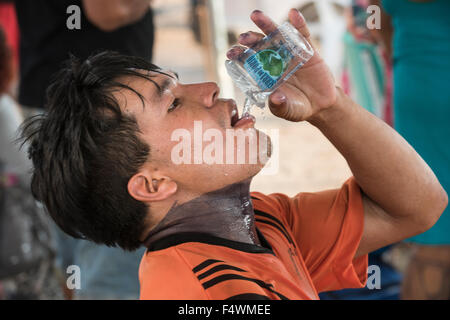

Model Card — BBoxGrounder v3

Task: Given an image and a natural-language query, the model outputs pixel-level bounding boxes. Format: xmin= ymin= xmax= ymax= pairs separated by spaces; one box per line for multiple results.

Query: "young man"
xmin=21 ymin=9 xmax=447 ymax=300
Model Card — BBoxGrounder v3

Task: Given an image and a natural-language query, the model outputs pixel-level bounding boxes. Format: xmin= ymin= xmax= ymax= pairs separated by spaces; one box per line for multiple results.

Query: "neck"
xmin=143 ymin=179 xmax=261 ymax=248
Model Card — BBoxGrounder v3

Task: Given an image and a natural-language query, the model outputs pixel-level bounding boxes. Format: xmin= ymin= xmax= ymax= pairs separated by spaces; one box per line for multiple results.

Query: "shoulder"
xmin=139 ymin=247 xmax=208 ymax=300
xmin=251 ymin=191 xmax=293 ymax=222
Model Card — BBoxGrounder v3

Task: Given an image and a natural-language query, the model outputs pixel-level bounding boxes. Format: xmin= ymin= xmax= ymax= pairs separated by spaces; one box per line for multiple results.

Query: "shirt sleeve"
xmin=139 ymin=250 xmax=208 ymax=300
xmin=258 ymin=177 xmax=368 ymax=293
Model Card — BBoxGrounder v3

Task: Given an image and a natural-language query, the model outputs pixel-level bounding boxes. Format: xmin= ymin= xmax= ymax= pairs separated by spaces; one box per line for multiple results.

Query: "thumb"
xmin=269 ymin=88 xmax=310 ymax=122
xmin=268 ymin=89 xmax=288 ymax=118
xmin=270 ymin=90 xmax=286 ymax=106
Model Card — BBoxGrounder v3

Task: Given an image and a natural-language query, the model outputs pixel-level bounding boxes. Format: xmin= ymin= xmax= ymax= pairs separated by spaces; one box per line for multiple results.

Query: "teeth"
xmin=231 ymin=109 xmax=237 ymax=117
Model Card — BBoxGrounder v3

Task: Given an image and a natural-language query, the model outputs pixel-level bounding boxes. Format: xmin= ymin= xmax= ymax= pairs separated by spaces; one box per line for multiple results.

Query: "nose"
xmin=186 ymin=82 xmax=220 ymax=108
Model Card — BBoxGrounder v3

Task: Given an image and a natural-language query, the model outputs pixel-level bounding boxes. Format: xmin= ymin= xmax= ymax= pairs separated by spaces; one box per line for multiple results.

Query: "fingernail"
xmin=238 ymin=32 xmax=249 ymax=41
xmin=227 ymin=47 xmax=239 ymax=59
xmin=272 ymin=92 xmax=286 ymax=105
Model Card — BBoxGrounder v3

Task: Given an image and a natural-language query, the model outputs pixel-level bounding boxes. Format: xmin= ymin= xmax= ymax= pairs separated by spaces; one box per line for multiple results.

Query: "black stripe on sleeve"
xmin=254 ymin=210 xmax=291 ymax=237
xmin=192 ymin=259 xmax=224 ymax=273
xmin=255 ymin=218 xmax=295 ymax=246
xmin=225 ymin=293 xmax=271 ymax=300
xmin=254 ymin=209 xmax=296 ymax=247
xmin=201 ymin=273 xmax=289 ymax=300
xmin=197 ymin=264 xmax=247 ymax=281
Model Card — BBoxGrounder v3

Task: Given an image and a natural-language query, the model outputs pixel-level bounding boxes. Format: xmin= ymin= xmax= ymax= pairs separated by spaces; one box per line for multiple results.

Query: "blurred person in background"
xmin=0 ymin=22 xmax=58 ymax=299
xmin=341 ymin=0 xmax=393 ymax=126
xmin=0 ymin=0 xmax=25 ymax=175
xmin=13 ymin=0 xmax=155 ymax=299
xmin=1 ymin=2 xmax=49 ymax=299
xmin=0 ymin=0 xmax=18 ymax=92
xmin=374 ymin=0 xmax=450 ymax=299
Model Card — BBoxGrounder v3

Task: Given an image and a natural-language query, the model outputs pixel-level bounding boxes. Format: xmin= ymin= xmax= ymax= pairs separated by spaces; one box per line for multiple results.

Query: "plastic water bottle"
xmin=225 ymin=22 xmax=314 ymax=116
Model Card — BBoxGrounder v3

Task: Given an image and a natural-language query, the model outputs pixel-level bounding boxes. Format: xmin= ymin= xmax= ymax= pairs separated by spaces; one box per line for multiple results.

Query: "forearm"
xmin=82 ymin=0 xmax=151 ymax=31
xmin=309 ymin=88 xmax=447 ymax=222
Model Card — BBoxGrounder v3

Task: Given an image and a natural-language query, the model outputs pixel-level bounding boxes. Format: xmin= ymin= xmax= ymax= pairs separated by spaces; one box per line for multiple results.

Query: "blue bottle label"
xmin=243 ymin=45 xmax=292 ymax=91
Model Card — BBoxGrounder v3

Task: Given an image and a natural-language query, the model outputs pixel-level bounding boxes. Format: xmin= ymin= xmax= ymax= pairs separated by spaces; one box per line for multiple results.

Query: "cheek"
xmin=149 ymin=118 xmax=269 ymax=170
xmin=138 ymin=120 xmax=175 ymax=164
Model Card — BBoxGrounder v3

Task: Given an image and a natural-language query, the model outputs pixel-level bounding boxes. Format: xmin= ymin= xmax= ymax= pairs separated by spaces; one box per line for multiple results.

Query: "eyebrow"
xmin=156 ymin=71 xmax=179 ymax=98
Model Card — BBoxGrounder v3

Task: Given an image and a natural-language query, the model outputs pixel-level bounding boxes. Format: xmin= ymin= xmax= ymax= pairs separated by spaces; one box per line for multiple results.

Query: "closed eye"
xmin=167 ymin=98 xmax=181 ymax=112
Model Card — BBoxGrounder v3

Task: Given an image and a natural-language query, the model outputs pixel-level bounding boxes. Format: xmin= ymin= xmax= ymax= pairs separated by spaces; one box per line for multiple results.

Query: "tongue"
xmin=233 ymin=114 xmax=256 ymax=128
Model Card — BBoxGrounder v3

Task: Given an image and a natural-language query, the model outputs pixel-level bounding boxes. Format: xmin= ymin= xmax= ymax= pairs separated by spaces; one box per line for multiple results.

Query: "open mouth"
xmin=230 ymin=103 xmax=255 ymax=128
xmin=231 ymin=107 xmax=239 ymax=127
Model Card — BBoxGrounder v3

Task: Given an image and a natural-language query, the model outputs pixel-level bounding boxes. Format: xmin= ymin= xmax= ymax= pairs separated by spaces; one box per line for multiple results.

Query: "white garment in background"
xmin=0 ymin=94 xmax=31 ymax=175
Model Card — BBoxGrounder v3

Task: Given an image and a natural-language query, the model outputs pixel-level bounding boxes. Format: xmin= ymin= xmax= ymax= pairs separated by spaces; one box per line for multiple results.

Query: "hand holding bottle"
xmin=227 ymin=9 xmax=339 ymax=123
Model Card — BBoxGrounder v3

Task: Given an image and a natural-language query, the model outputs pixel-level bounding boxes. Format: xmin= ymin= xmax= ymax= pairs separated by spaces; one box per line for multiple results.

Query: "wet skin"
xmin=144 ymin=179 xmax=261 ymax=247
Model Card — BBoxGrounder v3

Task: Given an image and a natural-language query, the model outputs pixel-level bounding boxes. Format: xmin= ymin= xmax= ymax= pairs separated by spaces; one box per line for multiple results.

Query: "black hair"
xmin=20 ymin=51 xmax=166 ymax=251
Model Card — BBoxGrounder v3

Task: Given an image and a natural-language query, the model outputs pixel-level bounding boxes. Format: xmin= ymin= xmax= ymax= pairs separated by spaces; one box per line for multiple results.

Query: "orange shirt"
xmin=139 ymin=177 xmax=368 ymax=300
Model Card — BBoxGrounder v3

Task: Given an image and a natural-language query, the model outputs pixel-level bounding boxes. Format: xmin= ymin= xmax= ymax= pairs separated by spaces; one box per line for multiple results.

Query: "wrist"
xmin=307 ymin=87 xmax=355 ymax=129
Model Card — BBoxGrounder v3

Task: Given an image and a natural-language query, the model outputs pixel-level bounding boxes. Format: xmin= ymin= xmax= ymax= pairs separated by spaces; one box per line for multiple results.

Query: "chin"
xmin=254 ymin=128 xmax=273 ymax=163
xmin=241 ymin=160 xmax=268 ymax=180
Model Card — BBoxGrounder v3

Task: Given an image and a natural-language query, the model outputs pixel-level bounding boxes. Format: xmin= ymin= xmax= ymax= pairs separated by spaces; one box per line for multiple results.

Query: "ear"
xmin=128 ymin=169 xmax=177 ymax=203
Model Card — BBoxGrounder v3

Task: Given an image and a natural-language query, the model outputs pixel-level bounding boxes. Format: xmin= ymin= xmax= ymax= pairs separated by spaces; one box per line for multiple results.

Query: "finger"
xmin=226 ymin=45 xmax=246 ymax=60
xmin=288 ymin=8 xmax=311 ymax=41
xmin=288 ymin=8 xmax=318 ymax=52
xmin=250 ymin=10 xmax=278 ymax=35
xmin=238 ymin=31 xmax=265 ymax=47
